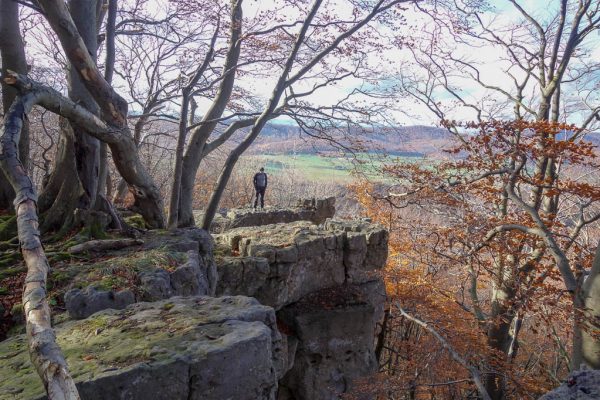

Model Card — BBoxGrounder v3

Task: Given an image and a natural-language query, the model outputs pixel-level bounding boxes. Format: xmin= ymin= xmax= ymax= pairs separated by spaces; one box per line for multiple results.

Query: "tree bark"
xmin=178 ymin=0 xmax=243 ymax=227
xmin=38 ymin=119 xmax=85 ymax=233
xmin=167 ymin=20 xmax=220 ymax=229
xmin=484 ymin=258 xmax=518 ymax=400
xmin=69 ymin=0 xmax=101 ymax=209
xmin=38 ymin=0 xmax=102 ymax=233
xmin=574 ymin=244 xmax=600 ymax=369
xmin=0 ymin=0 xmax=29 ymax=210
xmin=0 ymin=86 xmax=80 ymax=400
xmin=37 ymin=0 xmax=165 ymax=228
xmin=98 ymin=0 xmax=117 ymax=201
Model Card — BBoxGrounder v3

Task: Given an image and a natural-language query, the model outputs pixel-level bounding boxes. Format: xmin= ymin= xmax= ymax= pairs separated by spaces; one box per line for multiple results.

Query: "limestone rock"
xmin=539 ymin=369 xmax=600 ymax=400
xmin=202 ymin=197 xmax=336 ymax=232
xmin=64 ymin=287 xmax=135 ymax=320
xmin=139 ymin=268 xmax=173 ymax=301
xmin=278 ymin=286 xmax=379 ymax=400
xmin=65 ymin=228 xmax=218 ymax=318
xmin=142 ymin=228 xmax=216 ymax=295
xmin=215 ymin=220 xmax=387 ymax=310
xmin=170 ymin=251 xmax=207 ymax=296
xmin=0 ymin=296 xmax=283 ymax=400
xmin=139 ymin=250 xmax=214 ymax=302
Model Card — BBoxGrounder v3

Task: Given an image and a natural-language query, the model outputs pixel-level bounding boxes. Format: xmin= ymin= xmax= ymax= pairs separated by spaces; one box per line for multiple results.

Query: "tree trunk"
xmin=167 ymin=95 xmax=191 ymax=229
xmin=112 ymin=178 xmax=129 ymax=205
xmin=178 ymin=0 xmax=243 ymax=227
xmin=485 ymin=259 xmax=518 ymax=400
xmin=573 ymin=244 xmax=600 ymax=369
xmin=0 ymin=0 xmax=29 ymax=210
xmin=39 ymin=119 xmax=85 ymax=233
xmin=38 ymin=0 xmax=101 ymax=233
xmin=201 ymin=0 xmax=322 ymax=230
xmin=1 ymin=87 xmax=80 ymax=400
xmin=69 ymin=0 xmax=101 ymax=209
xmin=38 ymin=0 xmax=165 ymax=228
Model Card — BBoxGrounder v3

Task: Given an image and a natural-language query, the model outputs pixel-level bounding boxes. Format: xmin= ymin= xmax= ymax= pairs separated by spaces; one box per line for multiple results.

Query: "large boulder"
xmin=142 ymin=228 xmax=217 ymax=295
xmin=202 ymin=197 xmax=336 ymax=233
xmin=138 ymin=250 xmax=213 ymax=302
xmin=277 ymin=286 xmax=379 ymax=400
xmin=539 ymin=369 xmax=600 ymax=400
xmin=0 ymin=296 xmax=284 ymax=400
xmin=64 ymin=287 xmax=135 ymax=320
xmin=64 ymin=228 xmax=217 ymax=319
xmin=216 ymin=220 xmax=387 ymax=310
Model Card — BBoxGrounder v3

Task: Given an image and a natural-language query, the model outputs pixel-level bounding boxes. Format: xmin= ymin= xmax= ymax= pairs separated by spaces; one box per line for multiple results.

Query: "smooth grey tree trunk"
xmin=574 ymin=244 xmax=600 ymax=369
xmin=69 ymin=0 xmax=101 ymax=208
xmin=177 ymin=0 xmax=243 ymax=227
xmin=38 ymin=0 xmax=101 ymax=233
xmin=38 ymin=0 xmax=165 ymax=228
xmin=485 ymin=264 xmax=517 ymax=400
xmin=0 ymin=0 xmax=29 ymax=210
xmin=167 ymin=17 xmax=221 ymax=229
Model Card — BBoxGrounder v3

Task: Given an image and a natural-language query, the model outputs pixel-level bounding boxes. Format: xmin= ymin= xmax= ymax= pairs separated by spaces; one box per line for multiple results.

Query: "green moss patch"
xmin=124 ymin=214 xmax=146 ymax=230
xmin=0 ymin=215 xmax=17 ymax=241
xmin=0 ymin=296 xmax=273 ymax=399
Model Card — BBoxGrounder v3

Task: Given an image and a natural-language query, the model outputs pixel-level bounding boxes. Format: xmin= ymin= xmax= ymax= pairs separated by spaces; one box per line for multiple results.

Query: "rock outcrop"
xmin=539 ymin=369 xmax=600 ymax=400
xmin=64 ymin=286 xmax=136 ymax=320
xmin=0 ymin=297 xmax=284 ymax=400
xmin=201 ymin=197 xmax=336 ymax=233
xmin=215 ymin=220 xmax=387 ymax=308
xmin=278 ymin=286 xmax=380 ymax=399
xmin=214 ymin=219 xmax=388 ymax=399
xmin=63 ymin=228 xmax=217 ymax=319
xmin=0 ymin=200 xmax=388 ymax=400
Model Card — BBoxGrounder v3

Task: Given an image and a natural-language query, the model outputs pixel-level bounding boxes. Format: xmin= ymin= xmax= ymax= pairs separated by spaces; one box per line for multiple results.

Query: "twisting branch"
xmin=395 ymin=303 xmax=492 ymax=400
xmin=0 ymin=77 xmax=80 ymax=399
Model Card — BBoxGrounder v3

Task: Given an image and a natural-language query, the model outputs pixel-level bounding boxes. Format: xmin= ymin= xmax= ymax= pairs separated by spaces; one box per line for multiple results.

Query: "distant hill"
xmin=148 ymin=119 xmax=599 ymax=158
xmin=248 ymin=123 xmax=456 ymax=157
xmin=249 ymin=123 xmax=600 ymax=157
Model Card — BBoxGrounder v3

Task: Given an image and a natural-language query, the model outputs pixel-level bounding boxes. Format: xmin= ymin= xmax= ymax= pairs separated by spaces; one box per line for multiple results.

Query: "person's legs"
xmin=254 ymin=188 xmax=260 ymax=209
xmin=259 ymin=187 xmax=265 ymax=209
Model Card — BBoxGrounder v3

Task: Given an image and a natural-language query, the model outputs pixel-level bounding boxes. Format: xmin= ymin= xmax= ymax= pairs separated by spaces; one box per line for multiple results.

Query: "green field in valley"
xmin=248 ymin=153 xmax=427 ymax=183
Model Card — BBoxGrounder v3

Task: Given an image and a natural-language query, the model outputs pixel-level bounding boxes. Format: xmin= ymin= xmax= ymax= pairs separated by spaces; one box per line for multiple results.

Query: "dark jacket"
xmin=253 ymin=172 xmax=268 ymax=188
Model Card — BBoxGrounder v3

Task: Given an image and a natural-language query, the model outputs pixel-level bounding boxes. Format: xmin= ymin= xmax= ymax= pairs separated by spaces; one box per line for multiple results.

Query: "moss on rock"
xmin=0 ymin=296 xmax=280 ymax=400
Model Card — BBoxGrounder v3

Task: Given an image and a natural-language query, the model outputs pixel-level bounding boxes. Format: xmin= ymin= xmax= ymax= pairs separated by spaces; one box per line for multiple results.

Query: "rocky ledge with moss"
xmin=0 ymin=200 xmax=389 ymax=399
xmin=0 ymin=296 xmax=285 ymax=400
xmin=213 ymin=218 xmax=388 ymax=399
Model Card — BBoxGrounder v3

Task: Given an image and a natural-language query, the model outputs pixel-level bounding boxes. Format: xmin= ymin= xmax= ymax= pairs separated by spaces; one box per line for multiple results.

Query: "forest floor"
xmin=0 ymin=215 xmax=160 ymax=341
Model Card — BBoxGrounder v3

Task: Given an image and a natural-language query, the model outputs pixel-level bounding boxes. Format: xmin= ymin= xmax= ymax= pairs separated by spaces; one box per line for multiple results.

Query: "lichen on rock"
xmin=0 ymin=296 xmax=283 ymax=400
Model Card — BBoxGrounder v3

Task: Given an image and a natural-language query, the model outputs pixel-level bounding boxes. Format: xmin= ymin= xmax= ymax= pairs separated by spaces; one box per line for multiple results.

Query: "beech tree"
xmin=359 ymin=0 xmax=600 ymax=398
xmin=0 ymin=0 xmax=29 ymax=209
xmin=177 ymin=0 xmax=416 ymax=230
xmin=0 ymin=0 xmax=167 ymax=395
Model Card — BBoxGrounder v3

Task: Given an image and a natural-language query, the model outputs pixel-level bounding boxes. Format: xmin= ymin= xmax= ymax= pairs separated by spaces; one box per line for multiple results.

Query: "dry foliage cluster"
xmin=352 ymin=121 xmax=600 ymax=399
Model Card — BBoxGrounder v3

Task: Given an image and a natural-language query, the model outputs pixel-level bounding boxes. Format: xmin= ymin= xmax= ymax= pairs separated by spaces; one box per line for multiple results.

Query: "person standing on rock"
xmin=253 ymin=167 xmax=268 ymax=210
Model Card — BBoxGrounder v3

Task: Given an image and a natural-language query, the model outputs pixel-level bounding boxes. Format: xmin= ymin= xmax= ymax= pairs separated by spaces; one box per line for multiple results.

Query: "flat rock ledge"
xmin=0 ymin=296 xmax=284 ymax=400
xmin=197 ymin=197 xmax=336 ymax=233
xmin=63 ymin=228 xmax=217 ymax=320
xmin=215 ymin=219 xmax=388 ymax=310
